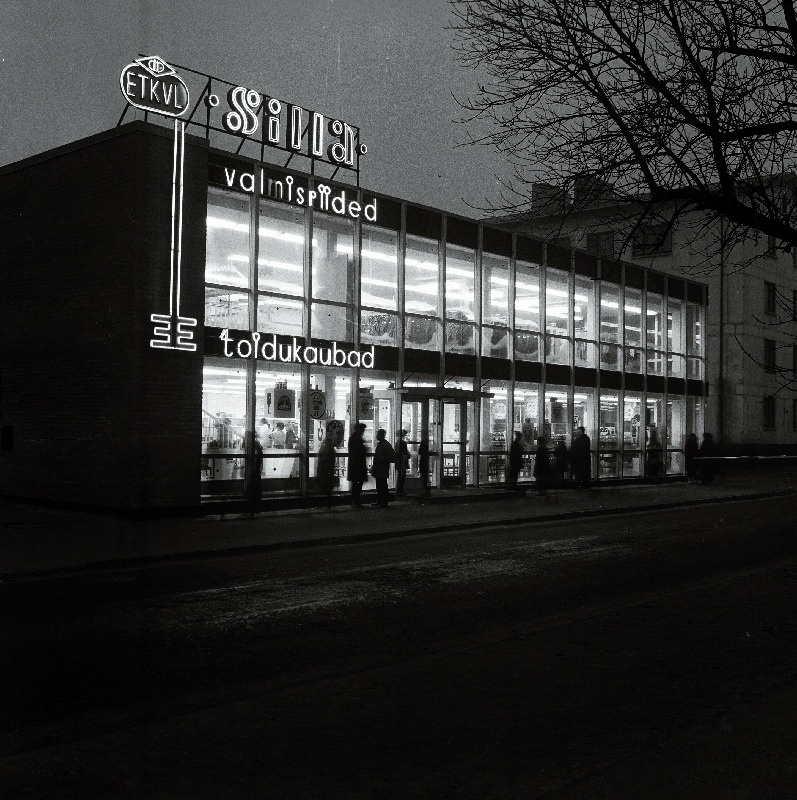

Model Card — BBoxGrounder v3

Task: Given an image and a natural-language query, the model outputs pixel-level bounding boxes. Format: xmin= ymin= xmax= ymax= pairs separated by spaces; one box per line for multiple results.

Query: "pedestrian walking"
xmin=508 ymin=430 xmax=523 ymax=491
xmin=347 ymin=422 xmax=368 ymax=507
xmin=419 ymin=434 xmax=431 ymax=498
xmin=570 ymin=426 xmax=591 ymax=489
xmin=698 ymin=432 xmax=716 ymax=485
xmin=533 ymin=437 xmax=551 ymax=502
xmin=646 ymin=428 xmax=663 ymax=483
xmin=371 ymin=428 xmax=395 ymax=507
xmin=316 ymin=433 xmax=337 ymax=509
xmin=395 ymin=429 xmax=410 ymax=496
xmin=553 ymin=439 xmax=569 ymax=486
xmin=684 ymin=432 xmax=699 ymax=483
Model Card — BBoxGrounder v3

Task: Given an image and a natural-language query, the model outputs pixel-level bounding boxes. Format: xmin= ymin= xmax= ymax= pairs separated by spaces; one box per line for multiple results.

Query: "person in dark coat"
xmin=684 ymin=432 xmax=699 ymax=483
xmin=570 ymin=426 xmax=591 ymax=489
xmin=646 ymin=428 xmax=663 ymax=483
xmin=508 ymin=431 xmax=524 ymax=491
xmin=371 ymin=428 xmax=395 ymax=507
xmin=395 ymin=429 xmax=410 ymax=496
xmin=553 ymin=440 xmax=569 ymax=486
xmin=533 ymin=437 xmax=551 ymax=501
xmin=419 ymin=434 xmax=431 ymax=498
xmin=698 ymin=432 xmax=715 ymax=485
xmin=244 ymin=431 xmax=264 ymax=509
xmin=316 ymin=434 xmax=337 ymax=509
xmin=346 ymin=422 xmax=368 ymax=507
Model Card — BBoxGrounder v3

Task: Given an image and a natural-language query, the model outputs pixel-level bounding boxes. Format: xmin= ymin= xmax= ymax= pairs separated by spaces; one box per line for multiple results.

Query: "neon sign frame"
xmin=118 ymin=56 xmax=367 ymax=187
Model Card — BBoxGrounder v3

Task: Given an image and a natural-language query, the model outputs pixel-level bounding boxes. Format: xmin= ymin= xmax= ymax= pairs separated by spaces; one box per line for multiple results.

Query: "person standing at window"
xmin=371 ymin=428 xmax=395 ymax=507
xmin=395 ymin=429 xmax=410 ymax=496
xmin=508 ymin=431 xmax=523 ymax=491
xmin=347 ymin=423 xmax=368 ymax=508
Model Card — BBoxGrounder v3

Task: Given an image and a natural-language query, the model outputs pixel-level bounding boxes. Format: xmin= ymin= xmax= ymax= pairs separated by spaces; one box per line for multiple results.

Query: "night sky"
xmin=1 ymin=0 xmax=509 ymax=215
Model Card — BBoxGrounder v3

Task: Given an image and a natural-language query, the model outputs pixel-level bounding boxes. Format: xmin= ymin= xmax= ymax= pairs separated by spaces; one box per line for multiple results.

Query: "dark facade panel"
xmin=667 ymin=277 xmax=685 ymax=300
xmin=405 ymin=204 xmax=442 ymax=240
xmin=686 ymin=281 xmax=705 ymax=304
xmin=482 ymin=226 xmax=512 ymax=257
xmin=480 ymin=356 xmax=511 ymax=380
xmin=444 ymin=352 xmax=478 ymax=377
xmin=624 ymin=263 xmax=644 ymax=290
xmin=625 ymin=372 xmax=644 ymax=391
xmin=600 ymin=370 xmax=622 ymax=390
xmin=574 ymin=252 xmax=598 ymax=279
xmin=515 ymin=360 xmax=542 ymax=383
xmin=667 ymin=377 xmax=687 ymax=395
xmin=516 ymin=236 xmax=543 ymax=264
xmin=446 ymin=216 xmax=478 ymax=249
xmin=546 ymin=364 xmax=571 ymax=385
xmin=404 ymin=347 xmax=441 ymax=373
xmin=546 ymin=243 xmax=571 ymax=271
xmin=574 ymin=366 xmax=598 ymax=387
xmin=647 ymin=375 xmax=666 ymax=394
xmin=687 ymin=379 xmax=706 ymax=396
xmin=647 ymin=271 xmax=666 ymax=294
xmin=372 ymin=195 xmax=401 ymax=231
xmin=373 ymin=345 xmax=400 ymax=371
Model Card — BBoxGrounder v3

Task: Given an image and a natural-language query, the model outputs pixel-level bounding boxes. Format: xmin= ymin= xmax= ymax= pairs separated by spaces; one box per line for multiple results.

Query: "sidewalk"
xmin=1 ymin=471 xmax=794 ymax=578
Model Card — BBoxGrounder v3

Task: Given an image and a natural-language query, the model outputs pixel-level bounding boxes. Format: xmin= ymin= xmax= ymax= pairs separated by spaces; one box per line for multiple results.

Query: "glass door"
xmin=401 ymin=398 xmax=438 ymax=493
xmin=442 ymin=399 xmax=466 ymax=487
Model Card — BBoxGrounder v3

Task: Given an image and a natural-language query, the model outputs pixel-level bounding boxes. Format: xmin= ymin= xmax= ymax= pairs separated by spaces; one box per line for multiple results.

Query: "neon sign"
xmin=121 ymin=56 xmax=198 ymax=352
xmin=217 ymin=330 xmax=375 ymax=369
xmin=217 ymin=165 xmax=377 ymax=222
xmin=118 ymin=58 xmax=367 ymax=181
xmin=120 ymin=56 xmax=189 ymax=117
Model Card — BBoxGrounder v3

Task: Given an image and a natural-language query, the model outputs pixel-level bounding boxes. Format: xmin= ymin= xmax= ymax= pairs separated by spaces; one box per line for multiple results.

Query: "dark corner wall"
xmin=0 ymin=122 xmax=208 ymax=510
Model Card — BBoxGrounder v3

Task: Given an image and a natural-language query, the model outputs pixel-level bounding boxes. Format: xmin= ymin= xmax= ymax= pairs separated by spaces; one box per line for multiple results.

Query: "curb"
xmin=1 ymin=489 xmax=791 ymax=582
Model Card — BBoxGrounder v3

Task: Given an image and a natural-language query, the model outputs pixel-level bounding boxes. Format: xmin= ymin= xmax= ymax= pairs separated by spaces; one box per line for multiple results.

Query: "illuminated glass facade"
xmin=202 ymin=157 xmax=707 ymax=499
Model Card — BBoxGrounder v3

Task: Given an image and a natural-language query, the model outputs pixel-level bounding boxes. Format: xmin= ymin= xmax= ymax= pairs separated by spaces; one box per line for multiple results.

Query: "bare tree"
xmin=450 ymin=0 xmax=797 ymax=250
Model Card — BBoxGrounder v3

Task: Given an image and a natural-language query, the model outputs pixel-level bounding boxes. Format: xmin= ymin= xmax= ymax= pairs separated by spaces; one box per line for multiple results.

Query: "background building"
xmin=495 ymin=188 xmax=797 ymax=456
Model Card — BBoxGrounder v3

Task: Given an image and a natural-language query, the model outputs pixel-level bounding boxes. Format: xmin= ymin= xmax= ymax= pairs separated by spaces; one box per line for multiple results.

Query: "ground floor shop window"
xmin=479 ymin=381 xmax=509 ymax=484
xmin=598 ymin=393 xmax=620 ymax=477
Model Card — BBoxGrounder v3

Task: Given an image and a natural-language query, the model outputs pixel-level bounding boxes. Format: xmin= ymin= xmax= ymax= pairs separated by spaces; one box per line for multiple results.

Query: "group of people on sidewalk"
xmin=508 ymin=426 xmax=593 ymax=497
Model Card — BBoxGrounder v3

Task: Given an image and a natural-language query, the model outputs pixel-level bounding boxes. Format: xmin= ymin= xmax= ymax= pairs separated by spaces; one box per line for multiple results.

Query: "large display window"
xmin=545 ymin=269 xmax=570 ymax=336
xmin=445 ymin=243 xmax=475 ymax=322
xmin=206 ymin=189 xmax=250 ymax=288
xmin=361 ymin=225 xmax=399 ymax=310
xmin=574 ymin=275 xmax=597 ymax=368
xmin=258 ymin=200 xmax=305 ymax=297
xmin=482 ymin=252 xmax=510 ymax=326
xmin=598 ymin=393 xmax=620 ymax=477
xmin=515 ymin=259 xmax=541 ymax=331
xmin=256 ymin=362 xmax=303 ymax=493
xmin=311 ymin=301 xmax=355 ymax=342
xmin=308 ymin=367 xmax=352 ymax=494
xmin=405 ymin=234 xmax=440 ymax=315
xmin=206 ymin=287 xmax=249 ymax=330
xmin=201 ymin=358 xmax=248 ymax=493
xmin=544 ymin=385 xmax=570 ymax=443
xmin=623 ymin=394 xmax=643 ymax=476
xmin=312 ymin=214 xmax=354 ymax=304
xmin=257 ymin=295 xmax=303 ymax=337
xmin=479 ymin=380 xmax=509 ymax=484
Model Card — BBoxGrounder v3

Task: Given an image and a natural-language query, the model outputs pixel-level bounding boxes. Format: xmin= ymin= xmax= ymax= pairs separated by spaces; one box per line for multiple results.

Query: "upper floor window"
xmin=764 ymin=338 xmax=777 ymax=372
xmin=765 ymin=281 xmax=777 ymax=315
xmin=763 ymin=396 xmax=776 ymax=429
xmin=632 ymin=224 xmax=672 ymax=257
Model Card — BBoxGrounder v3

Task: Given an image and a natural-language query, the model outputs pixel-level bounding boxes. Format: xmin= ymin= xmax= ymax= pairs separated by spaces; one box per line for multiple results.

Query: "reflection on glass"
xmin=646 ymin=293 xmax=665 ymax=349
xmin=405 ymin=234 xmax=439 ymax=316
xmin=257 ymin=295 xmax=302 ymax=337
xmin=206 ymin=189 xmax=250 ymax=288
xmin=482 ymin=326 xmax=509 ymax=358
xmin=360 ymin=310 xmax=398 ymax=346
xmin=600 ymin=282 xmax=620 ymax=343
xmin=546 ymin=269 xmax=570 ymax=335
xmin=687 ymin=303 xmax=703 ymax=356
xmin=405 ymin=315 xmax=440 ymax=351
xmin=361 ymin=225 xmax=398 ymax=310
xmin=446 ymin=243 xmax=475 ymax=321
xmin=482 ymin=252 xmax=510 ymax=326
xmin=258 ymin=200 xmax=305 ymax=297
xmin=311 ymin=301 xmax=354 ymax=341
xmin=205 ymin=287 xmax=249 ymax=330
xmin=574 ymin=276 xmax=596 ymax=340
xmin=313 ymin=215 xmax=354 ymax=303
xmin=668 ymin=298 xmax=684 ymax=354
xmin=516 ymin=259 xmax=540 ymax=331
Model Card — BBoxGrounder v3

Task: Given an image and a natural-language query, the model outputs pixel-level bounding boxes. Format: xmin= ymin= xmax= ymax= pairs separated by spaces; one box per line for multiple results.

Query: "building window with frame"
xmin=765 ymin=281 xmax=777 ymax=315
xmin=764 ymin=338 xmax=777 ymax=372
xmin=763 ymin=396 xmax=776 ymax=429
xmin=632 ymin=224 xmax=672 ymax=257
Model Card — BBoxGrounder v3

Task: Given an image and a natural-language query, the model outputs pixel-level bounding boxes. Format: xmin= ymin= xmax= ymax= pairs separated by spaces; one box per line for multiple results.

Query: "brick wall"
xmin=0 ymin=122 xmax=208 ymax=510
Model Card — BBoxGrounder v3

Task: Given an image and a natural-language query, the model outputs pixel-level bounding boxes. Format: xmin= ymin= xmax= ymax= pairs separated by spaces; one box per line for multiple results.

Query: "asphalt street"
xmin=2 ymin=494 xmax=796 ymax=798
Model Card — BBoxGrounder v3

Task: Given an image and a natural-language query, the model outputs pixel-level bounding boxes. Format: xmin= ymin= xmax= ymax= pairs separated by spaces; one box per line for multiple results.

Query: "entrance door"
xmin=442 ymin=399 xmax=467 ymax=487
xmin=400 ymin=397 xmax=438 ymax=493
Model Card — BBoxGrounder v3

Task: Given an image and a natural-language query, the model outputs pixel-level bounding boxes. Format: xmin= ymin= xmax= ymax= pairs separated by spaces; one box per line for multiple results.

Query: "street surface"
xmin=2 ymin=495 xmax=796 ymax=798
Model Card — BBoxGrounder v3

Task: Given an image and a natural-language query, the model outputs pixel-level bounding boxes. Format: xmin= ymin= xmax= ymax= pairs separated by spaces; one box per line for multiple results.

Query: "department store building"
xmin=0 ymin=58 xmax=708 ymax=511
